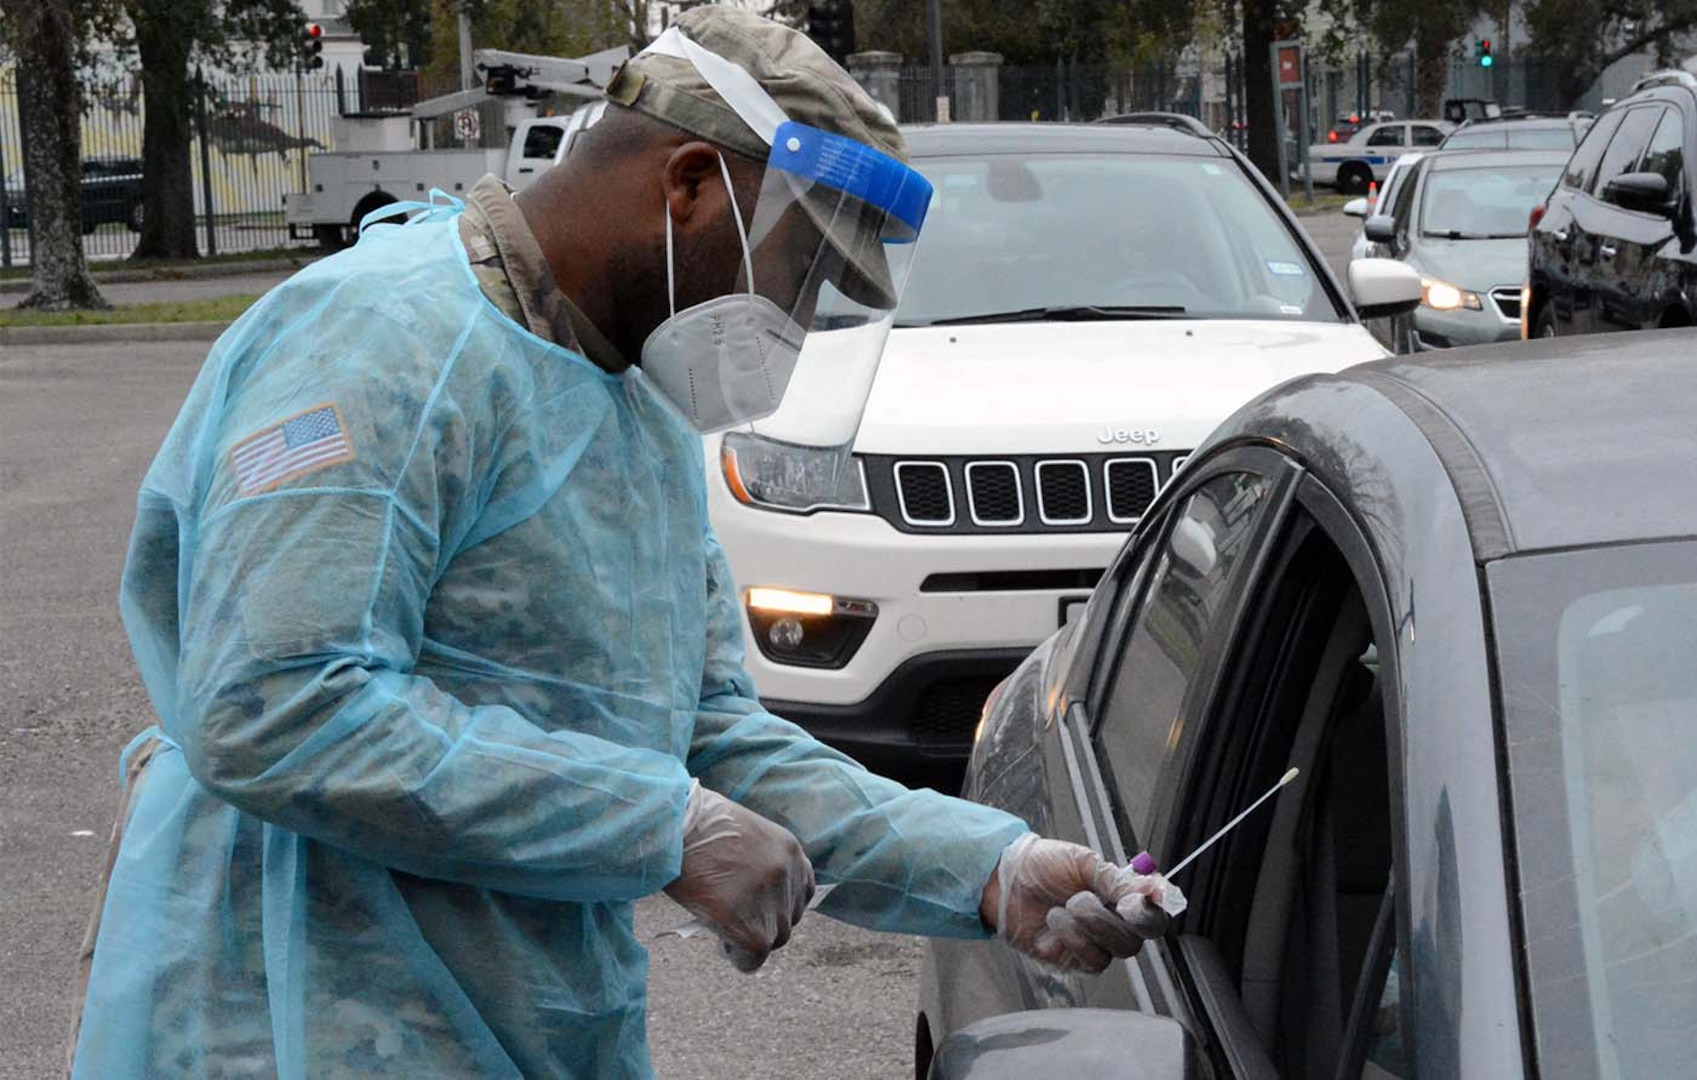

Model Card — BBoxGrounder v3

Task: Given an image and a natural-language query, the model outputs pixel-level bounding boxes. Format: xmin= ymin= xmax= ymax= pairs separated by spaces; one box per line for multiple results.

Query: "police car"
xmin=1307 ymin=119 xmax=1452 ymax=194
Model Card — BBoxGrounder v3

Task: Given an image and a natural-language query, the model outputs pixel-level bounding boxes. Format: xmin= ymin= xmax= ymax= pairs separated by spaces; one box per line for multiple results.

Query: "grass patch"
xmin=0 ymin=245 xmax=315 ymax=281
xmin=1285 ymin=191 xmax=1356 ymax=215
xmin=0 ymin=293 xmax=258 ymax=327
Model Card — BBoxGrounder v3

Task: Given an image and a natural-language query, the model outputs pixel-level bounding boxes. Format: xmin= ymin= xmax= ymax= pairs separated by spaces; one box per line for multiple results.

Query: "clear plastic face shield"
xmin=635 ymin=28 xmax=932 ymax=511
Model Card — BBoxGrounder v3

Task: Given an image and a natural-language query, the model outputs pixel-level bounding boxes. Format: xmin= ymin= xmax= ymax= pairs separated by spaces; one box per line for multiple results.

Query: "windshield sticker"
xmin=1280 ymin=303 xmax=1304 ymax=315
xmin=1203 ymin=164 xmax=1223 ymax=175
xmin=1267 ymin=260 xmax=1306 ymax=277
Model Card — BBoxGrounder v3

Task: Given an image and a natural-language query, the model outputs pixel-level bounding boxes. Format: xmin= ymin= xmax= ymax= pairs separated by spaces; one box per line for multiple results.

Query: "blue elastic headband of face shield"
xmin=766 ymin=121 xmax=934 ymax=242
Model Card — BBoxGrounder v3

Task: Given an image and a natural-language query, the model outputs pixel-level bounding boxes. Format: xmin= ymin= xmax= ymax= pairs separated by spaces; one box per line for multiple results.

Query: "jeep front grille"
xmin=868 ymin=452 xmax=1187 ymax=535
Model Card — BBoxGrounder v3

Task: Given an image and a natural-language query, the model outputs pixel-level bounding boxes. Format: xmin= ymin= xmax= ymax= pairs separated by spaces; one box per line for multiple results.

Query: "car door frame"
xmin=1042 ymin=444 xmax=1302 ymax=1049
xmin=1057 ymin=444 xmax=1420 ymax=1077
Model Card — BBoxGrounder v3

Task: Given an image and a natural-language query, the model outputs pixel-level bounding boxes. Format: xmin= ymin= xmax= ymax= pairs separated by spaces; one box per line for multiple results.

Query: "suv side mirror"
xmin=928 ymin=1009 xmax=1203 ymax=1079
xmin=1342 ymin=197 xmax=1371 ymax=218
xmin=1605 ymin=171 xmax=1674 ymax=215
xmin=1349 ymin=257 xmax=1424 ymax=319
xmin=1363 ymin=214 xmax=1398 ymax=244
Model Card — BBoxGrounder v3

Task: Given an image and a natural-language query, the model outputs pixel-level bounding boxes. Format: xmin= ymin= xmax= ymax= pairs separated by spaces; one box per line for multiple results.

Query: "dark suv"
xmin=2 ymin=157 xmax=147 ymax=233
xmin=1527 ymin=72 xmax=1695 ymax=336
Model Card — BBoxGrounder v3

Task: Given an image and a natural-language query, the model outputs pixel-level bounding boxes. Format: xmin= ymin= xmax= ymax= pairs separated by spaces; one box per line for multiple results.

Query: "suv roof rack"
xmin=1094 ymin=112 xmax=1213 ymax=138
xmin=1631 ymin=70 xmax=1697 ymax=94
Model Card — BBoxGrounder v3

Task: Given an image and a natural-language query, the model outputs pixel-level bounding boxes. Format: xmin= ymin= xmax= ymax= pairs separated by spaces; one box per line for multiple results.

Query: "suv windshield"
xmin=1420 ymin=162 xmax=1562 ymax=238
xmin=1492 ymin=541 xmax=1697 ymax=1078
xmin=897 ymin=152 xmax=1341 ymax=326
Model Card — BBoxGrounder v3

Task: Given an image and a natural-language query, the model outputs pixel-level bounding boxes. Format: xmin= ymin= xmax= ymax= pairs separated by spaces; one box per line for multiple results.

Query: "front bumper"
xmin=1408 ymin=303 xmax=1521 ymax=350
xmin=708 ymin=472 xmax=1126 ymax=767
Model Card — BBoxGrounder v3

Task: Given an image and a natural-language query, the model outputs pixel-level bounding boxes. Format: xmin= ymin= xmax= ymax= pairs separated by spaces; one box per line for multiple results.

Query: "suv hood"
xmin=853 ymin=320 xmax=1387 ymax=455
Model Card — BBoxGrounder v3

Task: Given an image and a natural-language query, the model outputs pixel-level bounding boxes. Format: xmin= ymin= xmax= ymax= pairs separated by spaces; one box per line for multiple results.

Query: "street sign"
xmin=454 ymin=107 xmax=481 ymax=144
xmin=1277 ymin=44 xmax=1303 ymax=89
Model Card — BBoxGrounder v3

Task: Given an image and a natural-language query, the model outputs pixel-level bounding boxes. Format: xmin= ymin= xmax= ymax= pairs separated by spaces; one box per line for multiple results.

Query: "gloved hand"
xmin=663 ymin=781 xmax=815 ymax=973
xmin=984 ymin=833 xmax=1171 ymax=973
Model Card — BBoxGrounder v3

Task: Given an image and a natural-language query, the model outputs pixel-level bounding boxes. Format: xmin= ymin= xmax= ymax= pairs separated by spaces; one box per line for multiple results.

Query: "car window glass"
xmin=1420 ymin=162 xmax=1565 ymax=238
xmin=901 ymin=153 xmax=1341 ymax=326
xmin=1389 ymin=162 xmax=1421 ymax=228
xmin=1565 ymin=109 xmax=1626 ymax=190
xmin=1366 ymin=126 xmax=1404 ymax=148
xmin=1094 ymin=471 xmax=1272 ymax=842
xmin=522 ymin=125 xmax=565 ymax=161
xmin=1410 ymin=126 xmax=1445 ymax=147
xmin=1641 ymin=108 xmax=1686 ymax=194
xmin=1593 ymin=107 xmax=1665 ymax=194
xmin=1166 ymin=508 xmax=1399 ymax=1077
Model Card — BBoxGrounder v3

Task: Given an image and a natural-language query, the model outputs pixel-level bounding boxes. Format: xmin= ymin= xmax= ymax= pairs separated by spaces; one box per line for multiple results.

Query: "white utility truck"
xmin=285 ymin=46 xmax=622 ymax=249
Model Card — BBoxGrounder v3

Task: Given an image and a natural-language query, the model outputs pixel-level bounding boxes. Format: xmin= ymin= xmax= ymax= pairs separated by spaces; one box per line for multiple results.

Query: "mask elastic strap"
xmin=663 ymin=206 xmax=677 ymax=319
xmin=716 ymin=153 xmax=756 ymax=296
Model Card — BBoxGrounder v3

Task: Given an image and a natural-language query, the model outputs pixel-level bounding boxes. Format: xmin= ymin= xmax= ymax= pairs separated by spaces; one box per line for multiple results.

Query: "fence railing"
xmin=0 ymin=66 xmax=504 ymax=269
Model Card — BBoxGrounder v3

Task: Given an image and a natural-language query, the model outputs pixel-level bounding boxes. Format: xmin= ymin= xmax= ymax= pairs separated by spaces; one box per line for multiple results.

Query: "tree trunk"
xmin=7 ymin=0 xmax=107 ymax=310
xmin=1413 ymin=27 xmax=1450 ymax=119
xmin=1241 ymin=0 xmax=1280 ymax=181
xmin=130 ymin=1 xmax=200 ymax=260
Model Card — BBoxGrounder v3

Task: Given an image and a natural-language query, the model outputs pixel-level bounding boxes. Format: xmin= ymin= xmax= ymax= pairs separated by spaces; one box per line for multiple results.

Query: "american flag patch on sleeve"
xmin=229 ymin=403 xmax=355 ymax=495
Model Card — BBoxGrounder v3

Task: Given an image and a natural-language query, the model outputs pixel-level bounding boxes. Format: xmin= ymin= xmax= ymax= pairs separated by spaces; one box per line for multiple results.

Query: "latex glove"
xmin=986 ymin=833 xmax=1171 ymax=973
xmin=663 ymin=781 xmax=815 ymax=972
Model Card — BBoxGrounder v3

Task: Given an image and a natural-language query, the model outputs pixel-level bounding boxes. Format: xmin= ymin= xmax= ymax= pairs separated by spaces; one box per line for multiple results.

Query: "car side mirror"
xmin=927 ymin=1008 xmax=1204 ymax=1079
xmin=1342 ymin=197 xmax=1370 ymax=218
xmin=1349 ymin=257 xmax=1424 ymax=320
xmin=1363 ymin=214 xmax=1398 ymax=244
xmin=1604 ymin=171 xmax=1673 ymax=215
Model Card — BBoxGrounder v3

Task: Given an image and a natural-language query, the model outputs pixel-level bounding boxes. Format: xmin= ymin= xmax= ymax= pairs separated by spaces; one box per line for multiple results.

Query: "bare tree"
xmin=1 ymin=0 xmax=108 ymax=309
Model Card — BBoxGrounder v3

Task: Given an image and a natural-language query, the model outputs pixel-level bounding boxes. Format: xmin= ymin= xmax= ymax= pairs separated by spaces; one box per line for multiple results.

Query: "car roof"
xmin=901 ymin=122 xmax=1227 ymax=158
xmin=1341 ymin=333 xmax=1697 ymax=558
xmin=1421 ymin=148 xmax=1574 ymax=171
xmin=1459 ymin=116 xmax=1579 ymax=128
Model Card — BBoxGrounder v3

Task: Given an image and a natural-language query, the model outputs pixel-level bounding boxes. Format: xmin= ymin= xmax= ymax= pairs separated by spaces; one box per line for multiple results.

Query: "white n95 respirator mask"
xmin=640 ymin=154 xmax=806 ymax=434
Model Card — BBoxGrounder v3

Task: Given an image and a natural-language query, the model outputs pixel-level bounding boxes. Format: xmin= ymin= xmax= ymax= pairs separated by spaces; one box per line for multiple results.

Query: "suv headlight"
xmin=1420 ymin=276 xmax=1484 ymax=311
xmin=721 ymin=432 xmax=870 ymax=514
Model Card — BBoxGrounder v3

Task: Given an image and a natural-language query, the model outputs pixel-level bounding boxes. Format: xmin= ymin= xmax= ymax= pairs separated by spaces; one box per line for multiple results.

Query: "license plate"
xmin=1059 ymin=596 xmax=1090 ymax=628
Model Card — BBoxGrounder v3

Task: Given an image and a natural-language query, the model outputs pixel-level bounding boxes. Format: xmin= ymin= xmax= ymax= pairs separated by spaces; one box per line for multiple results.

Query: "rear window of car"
xmin=899 ymin=152 xmax=1343 ymax=326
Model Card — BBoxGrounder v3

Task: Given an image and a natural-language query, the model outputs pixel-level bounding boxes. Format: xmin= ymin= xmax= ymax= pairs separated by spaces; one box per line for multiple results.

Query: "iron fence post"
xmin=0 ymin=87 xmax=11 ymax=270
xmin=195 ymin=67 xmax=218 ymax=257
xmin=295 ymin=70 xmax=309 ymax=196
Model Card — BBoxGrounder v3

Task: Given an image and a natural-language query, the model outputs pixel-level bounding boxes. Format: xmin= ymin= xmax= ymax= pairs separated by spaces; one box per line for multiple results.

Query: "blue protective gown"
xmin=73 ymin=205 xmax=1029 ymax=1078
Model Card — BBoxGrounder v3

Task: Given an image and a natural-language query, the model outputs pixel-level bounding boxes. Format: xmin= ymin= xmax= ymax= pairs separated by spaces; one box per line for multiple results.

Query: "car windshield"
xmin=1491 ymin=541 xmax=1697 ymax=1078
xmin=896 ymin=152 xmax=1341 ymax=326
xmin=1444 ymin=126 xmax=1577 ymax=150
xmin=1420 ymin=162 xmax=1562 ymax=238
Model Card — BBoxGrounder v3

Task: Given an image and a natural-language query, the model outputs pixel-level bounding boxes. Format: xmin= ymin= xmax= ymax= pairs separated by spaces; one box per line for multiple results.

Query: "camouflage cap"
xmin=605 ymin=5 xmax=909 ymax=307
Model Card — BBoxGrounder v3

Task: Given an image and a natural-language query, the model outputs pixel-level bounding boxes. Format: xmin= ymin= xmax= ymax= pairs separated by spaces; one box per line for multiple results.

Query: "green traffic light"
xmin=1481 ymin=54 xmax=1494 ymax=67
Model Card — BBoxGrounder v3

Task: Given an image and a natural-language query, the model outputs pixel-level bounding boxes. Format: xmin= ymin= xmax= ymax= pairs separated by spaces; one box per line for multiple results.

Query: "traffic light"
xmin=1476 ymin=38 xmax=1494 ymax=68
xmin=304 ymin=22 xmax=325 ymax=71
xmin=806 ymin=1 xmax=856 ymax=66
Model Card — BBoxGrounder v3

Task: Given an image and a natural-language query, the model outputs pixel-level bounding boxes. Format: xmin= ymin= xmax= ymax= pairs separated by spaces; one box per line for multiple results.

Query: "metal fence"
xmin=892 ymin=60 xmax=1248 ymax=132
xmin=0 ymin=66 xmax=478 ymax=269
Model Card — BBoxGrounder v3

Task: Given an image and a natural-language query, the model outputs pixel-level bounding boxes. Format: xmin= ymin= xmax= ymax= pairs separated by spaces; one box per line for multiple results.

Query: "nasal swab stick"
xmin=1164 ymin=767 xmax=1300 ymax=878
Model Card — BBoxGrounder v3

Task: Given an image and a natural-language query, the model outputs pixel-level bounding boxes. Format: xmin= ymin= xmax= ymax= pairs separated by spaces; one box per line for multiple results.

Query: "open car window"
xmin=1164 ymin=497 xmax=1406 ymax=1078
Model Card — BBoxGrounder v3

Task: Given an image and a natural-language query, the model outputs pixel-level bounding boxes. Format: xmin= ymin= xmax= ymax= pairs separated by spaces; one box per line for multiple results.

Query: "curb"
xmin=0 ymin=255 xmax=318 ymax=295
xmin=0 ymin=320 xmax=232 ymax=347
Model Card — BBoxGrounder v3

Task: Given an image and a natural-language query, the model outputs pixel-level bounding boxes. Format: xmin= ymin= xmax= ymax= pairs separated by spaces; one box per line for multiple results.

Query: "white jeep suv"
xmin=708 ymin=118 xmax=1418 ymax=784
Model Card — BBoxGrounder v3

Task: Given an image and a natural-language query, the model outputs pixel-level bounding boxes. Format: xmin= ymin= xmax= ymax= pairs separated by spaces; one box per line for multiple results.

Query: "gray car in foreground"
xmin=1362 ymin=149 xmax=1567 ymax=351
xmin=917 ymin=331 xmax=1697 ymax=1079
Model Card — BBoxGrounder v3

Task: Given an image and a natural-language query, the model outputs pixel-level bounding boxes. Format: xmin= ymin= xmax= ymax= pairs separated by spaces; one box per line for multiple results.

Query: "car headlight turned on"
xmin=746 ymin=587 xmax=878 ymax=669
xmin=1520 ymin=283 xmax=1532 ymax=340
xmin=1420 ymin=276 xmax=1484 ymax=312
xmin=721 ymin=432 xmax=870 ymax=514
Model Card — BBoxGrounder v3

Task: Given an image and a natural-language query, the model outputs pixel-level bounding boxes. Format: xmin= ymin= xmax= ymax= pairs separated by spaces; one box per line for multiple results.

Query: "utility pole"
xmin=459 ymin=2 xmax=476 ymax=90
xmin=926 ymin=0 xmax=948 ymax=122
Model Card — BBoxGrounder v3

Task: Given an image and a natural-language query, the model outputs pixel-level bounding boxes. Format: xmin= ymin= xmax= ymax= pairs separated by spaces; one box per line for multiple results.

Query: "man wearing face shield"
xmin=69 ymin=8 xmax=1168 ymax=1076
